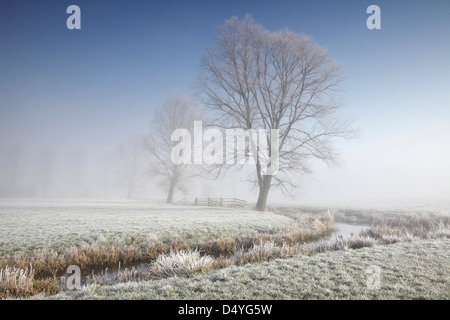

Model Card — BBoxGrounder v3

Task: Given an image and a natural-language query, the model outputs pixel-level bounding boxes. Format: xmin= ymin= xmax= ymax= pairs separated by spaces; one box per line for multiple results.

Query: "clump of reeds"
xmin=0 ymin=265 xmax=35 ymax=299
xmin=198 ymin=238 xmax=236 ymax=257
xmin=313 ymin=235 xmax=377 ymax=253
xmin=234 ymin=241 xmax=309 ymax=266
xmin=85 ymin=263 xmax=142 ymax=286
xmin=360 ymin=216 xmax=450 ymax=244
xmin=149 ymin=250 xmax=217 ymax=278
xmin=0 ymin=238 xmax=166 ymax=279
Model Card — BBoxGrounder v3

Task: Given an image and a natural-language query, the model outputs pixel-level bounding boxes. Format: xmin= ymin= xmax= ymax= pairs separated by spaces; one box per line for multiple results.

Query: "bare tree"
xmin=197 ymin=15 xmax=353 ymax=211
xmin=115 ymin=134 xmax=147 ymax=199
xmin=145 ymin=94 xmax=201 ymax=204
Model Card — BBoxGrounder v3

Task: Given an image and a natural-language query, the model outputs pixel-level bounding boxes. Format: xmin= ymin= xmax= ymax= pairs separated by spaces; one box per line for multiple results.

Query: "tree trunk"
xmin=166 ymin=182 xmax=175 ymax=204
xmin=255 ymin=175 xmax=272 ymax=212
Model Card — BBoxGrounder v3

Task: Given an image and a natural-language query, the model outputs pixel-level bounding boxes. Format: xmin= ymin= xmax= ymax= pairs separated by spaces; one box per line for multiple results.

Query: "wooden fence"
xmin=194 ymin=197 xmax=247 ymax=207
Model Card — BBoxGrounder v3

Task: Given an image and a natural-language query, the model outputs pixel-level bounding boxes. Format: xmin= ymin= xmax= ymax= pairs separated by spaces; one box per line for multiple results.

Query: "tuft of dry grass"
xmin=360 ymin=225 xmax=415 ymax=244
xmin=427 ymin=220 xmax=450 ymax=239
xmin=233 ymin=212 xmax=335 ymax=250
xmin=0 ymin=239 xmax=166 ymax=280
xmin=33 ymin=277 xmax=61 ymax=297
xmin=235 ymin=241 xmax=309 ymax=266
xmin=312 ymin=216 xmax=450 ymax=254
xmin=360 ymin=216 xmax=450 ymax=244
xmin=144 ymin=239 xmax=165 ymax=259
xmin=149 ymin=250 xmax=217 ymax=278
xmin=198 ymin=238 xmax=236 ymax=257
xmin=314 ymin=235 xmax=377 ymax=253
xmin=271 ymin=210 xmax=335 ymax=244
xmin=169 ymin=238 xmax=191 ymax=253
xmin=213 ymin=256 xmax=234 ymax=269
xmin=84 ymin=263 xmax=142 ymax=286
xmin=0 ymin=266 xmax=35 ymax=299
xmin=0 ymin=265 xmax=62 ymax=299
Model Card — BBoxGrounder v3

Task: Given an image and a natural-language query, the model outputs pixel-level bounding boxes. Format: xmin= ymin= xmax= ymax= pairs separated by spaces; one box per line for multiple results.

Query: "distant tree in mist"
xmin=197 ymin=16 xmax=353 ymax=211
xmin=144 ymin=94 xmax=202 ymax=204
xmin=115 ymin=134 xmax=147 ymax=199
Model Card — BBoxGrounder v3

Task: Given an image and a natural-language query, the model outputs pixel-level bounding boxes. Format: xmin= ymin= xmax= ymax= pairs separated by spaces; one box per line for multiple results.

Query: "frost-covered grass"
xmin=149 ymin=250 xmax=217 ymax=278
xmin=271 ymin=202 xmax=450 ymax=225
xmin=0 ymin=265 xmax=34 ymax=299
xmin=0 ymin=199 xmax=293 ymax=255
xmin=0 ymin=264 xmax=60 ymax=299
xmin=1 ymin=199 xmax=337 ymax=288
xmin=234 ymin=241 xmax=308 ymax=265
xmin=4 ymin=199 xmax=449 ymax=300
xmin=39 ymin=239 xmax=450 ymax=300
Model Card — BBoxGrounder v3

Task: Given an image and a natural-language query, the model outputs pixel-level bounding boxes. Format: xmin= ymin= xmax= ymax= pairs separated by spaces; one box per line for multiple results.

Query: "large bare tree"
xmin=145 ymin=94 xmax=201 ymax=204
xmin=197 ymin=15 xmax=353 ymax=211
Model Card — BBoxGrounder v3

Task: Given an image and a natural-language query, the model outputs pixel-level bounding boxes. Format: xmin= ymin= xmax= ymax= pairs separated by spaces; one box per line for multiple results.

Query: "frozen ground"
xmin=2 ymin=199 xmax=449 ymax=300
xmin=39 ymin=238 xmax=450 ymax=300
xmin=271 ymin=200 xmax=450 ymax=225
xmin=0 ymin=199 xmax=292 ymax=255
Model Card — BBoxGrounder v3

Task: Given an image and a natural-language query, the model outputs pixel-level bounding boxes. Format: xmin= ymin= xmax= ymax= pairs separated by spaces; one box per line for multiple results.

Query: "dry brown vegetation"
xmin=314 ymin=235 xmax=377 ymax=252
xmin=0 ymin=266 xmax=35 ymax=299
xmin=361 ymin=216 xmax=450 ymax=243
xmin=0 ymin=239 xmax=165 ymax=279
xmin=313 ymin=215 xmax=450 ymax=253
xmin=234 ymin=242 xmax=310 ymax=266
xmin=0 ymin=265 xmax=59 ymax=299
xmin=0 ymin=211 xmax=335 ymax=298
xmin=196 ymin=212 xmax=334 ymax=257
xmin=8 ymin=208 xmax=450 ymax=299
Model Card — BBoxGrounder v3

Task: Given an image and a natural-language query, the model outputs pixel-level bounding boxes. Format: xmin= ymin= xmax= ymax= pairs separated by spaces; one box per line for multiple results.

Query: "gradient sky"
xmin=0 ymin=0 xmax=449 ymax=203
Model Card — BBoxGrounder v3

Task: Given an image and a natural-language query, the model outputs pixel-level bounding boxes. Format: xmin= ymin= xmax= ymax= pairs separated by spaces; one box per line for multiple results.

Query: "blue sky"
xmin=0 ymin=0 xmax=449 ymax=201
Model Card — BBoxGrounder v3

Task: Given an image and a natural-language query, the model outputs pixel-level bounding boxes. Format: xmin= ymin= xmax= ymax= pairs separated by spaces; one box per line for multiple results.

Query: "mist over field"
xmin=0 ymin=0 xmax=449 ymax=302
xmin=1 ymin=109 xmax=449 ymax=206
xmin=1 ymin=1 xmax=449 ymax=207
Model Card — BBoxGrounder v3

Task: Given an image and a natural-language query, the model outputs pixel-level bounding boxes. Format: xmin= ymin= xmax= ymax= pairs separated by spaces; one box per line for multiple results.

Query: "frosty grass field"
xmin=45 ymin=239 xmax=450 ymax=300
xmin=0 ymin=199 xmax=291 ymax=255
xmin=1 ymin=199 xmax=449 ymax=300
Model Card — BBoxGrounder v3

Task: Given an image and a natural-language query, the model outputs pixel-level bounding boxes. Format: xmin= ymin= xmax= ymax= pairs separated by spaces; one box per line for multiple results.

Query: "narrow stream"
xmin=333 ymin=222 xmax=367 ymax=237
xmin=305 ymin=222 xmax=368 ymax=251
xmin=69 ymin=222 xmax=368 ymax=286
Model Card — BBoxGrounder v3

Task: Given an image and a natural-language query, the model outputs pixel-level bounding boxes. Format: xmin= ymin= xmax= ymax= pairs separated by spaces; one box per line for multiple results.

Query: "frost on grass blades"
xmin=171 ymin=121 xmax=279 ymax=175
xmin=1 ymin=1 xmax=450 ymax=304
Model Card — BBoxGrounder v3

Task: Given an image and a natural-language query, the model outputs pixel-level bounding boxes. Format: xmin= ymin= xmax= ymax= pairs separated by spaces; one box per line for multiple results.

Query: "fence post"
xmin=208 ymin=197 xmax=211 ymax=206
xmin=195 ymin=198 xmax=197 ymax=206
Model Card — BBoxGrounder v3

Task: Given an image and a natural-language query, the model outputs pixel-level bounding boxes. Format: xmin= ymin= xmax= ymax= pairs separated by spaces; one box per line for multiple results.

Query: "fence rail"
xmin=194 ymin=197 xmax=247 ymax=207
